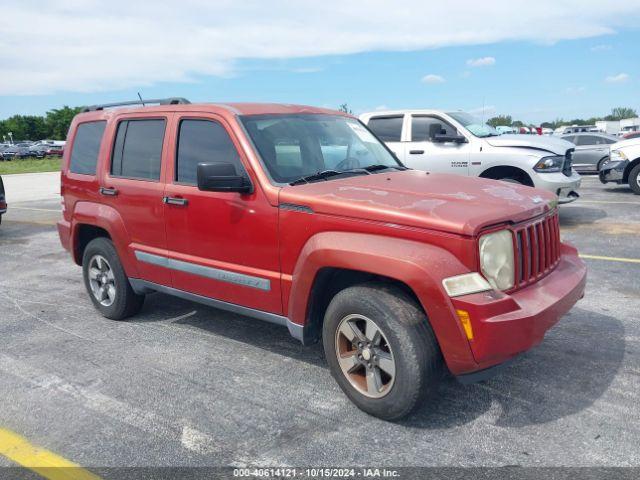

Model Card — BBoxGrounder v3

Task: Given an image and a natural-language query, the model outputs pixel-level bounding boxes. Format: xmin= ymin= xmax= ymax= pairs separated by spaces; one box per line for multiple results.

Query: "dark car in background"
xmin=0 ymin=175 xmax=6 ymax=225
xmin=561 ymin=132 xmax=618 ymax=173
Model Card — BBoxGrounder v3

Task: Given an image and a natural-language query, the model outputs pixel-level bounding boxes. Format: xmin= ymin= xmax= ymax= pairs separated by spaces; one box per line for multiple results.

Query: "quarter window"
xmin=111 ymin=119 xmax=165 ymax=180
xmin=367 ymin=116 xmax=403 ymax=142
xmin=176 ymin=119 xmax=244 ymax=185
xmin=69 ymin=121 xmax=106 ymax=175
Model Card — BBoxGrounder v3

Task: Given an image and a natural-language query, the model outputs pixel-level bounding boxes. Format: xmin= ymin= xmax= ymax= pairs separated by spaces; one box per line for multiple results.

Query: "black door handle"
xmin=163 ymin=196 xmax=188 ymax=206
xmin=99 ymin=187 xmax=118 ymax=196
xmin=409 ymin=150 xmax=425 ymax=154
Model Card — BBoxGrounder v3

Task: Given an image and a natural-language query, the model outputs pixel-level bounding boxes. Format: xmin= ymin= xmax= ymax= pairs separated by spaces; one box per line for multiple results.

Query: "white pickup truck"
xmin=360 ymin=110 xmax=581 ymax=204
xmin=599 ymin=137 xmax=640 ymax=194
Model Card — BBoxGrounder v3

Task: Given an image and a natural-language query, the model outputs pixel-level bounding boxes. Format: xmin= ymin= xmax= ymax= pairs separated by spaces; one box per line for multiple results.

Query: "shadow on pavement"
xmin=402 ymin=307 xmax=624 ymax=429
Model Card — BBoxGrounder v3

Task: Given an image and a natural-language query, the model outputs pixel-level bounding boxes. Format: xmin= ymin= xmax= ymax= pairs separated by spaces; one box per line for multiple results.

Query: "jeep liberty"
xmin=58 ymin=98 xmax=587 ymax=420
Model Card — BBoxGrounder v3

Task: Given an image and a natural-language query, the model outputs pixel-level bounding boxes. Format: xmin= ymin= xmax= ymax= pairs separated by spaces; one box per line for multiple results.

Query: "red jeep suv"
xmin=58 ymin=98 xmax=587 ymax=420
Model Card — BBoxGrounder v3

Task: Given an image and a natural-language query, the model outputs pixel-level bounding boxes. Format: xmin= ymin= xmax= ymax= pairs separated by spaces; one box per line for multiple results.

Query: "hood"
xmin=279 ymin=170 xmax=556 ymax=236
xmin=485 ymin=134 xmax=573 ymax=156
xmin=612 ymin=137 xmax=640 ymax=150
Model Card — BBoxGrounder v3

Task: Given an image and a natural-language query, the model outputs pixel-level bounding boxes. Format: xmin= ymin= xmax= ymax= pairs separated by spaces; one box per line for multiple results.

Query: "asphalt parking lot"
xmin=0 ymin=173 xmax=638 ymax=470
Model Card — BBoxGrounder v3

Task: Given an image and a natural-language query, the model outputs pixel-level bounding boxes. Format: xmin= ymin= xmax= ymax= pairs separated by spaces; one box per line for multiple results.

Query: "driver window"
xmin=411 ymin=116 xmax=457 ymax=142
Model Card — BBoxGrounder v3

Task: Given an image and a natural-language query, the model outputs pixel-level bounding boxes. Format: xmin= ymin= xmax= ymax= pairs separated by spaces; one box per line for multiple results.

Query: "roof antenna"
xmin=137 ymin=92 xmax=146 ymax=106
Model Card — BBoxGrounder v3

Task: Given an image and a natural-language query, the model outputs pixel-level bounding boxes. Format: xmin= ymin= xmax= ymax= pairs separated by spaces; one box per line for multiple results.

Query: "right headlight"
xmin=610 ymin=149 xmax=628 ymax=162
xmin=533 ymin=155 xmax=564 ymax=173
xmin=479 ymin=230 xmax=515 ymax=290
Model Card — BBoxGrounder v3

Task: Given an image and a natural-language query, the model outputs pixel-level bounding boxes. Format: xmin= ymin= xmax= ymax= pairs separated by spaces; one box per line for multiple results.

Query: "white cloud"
xmin=1 ymin=1 xmax=640 ymax=95
xmin=374 ymin=105 xmax=389 ymax=111
xmin=421 ymin=74 xmax=445 ymax=84
xmin=466 ymin=56 xmax=496 ymax=67
xmin=590 ymin=44 xmax=612 ymax=51
xmin=605 ymin=73 xmax=630 ymax=83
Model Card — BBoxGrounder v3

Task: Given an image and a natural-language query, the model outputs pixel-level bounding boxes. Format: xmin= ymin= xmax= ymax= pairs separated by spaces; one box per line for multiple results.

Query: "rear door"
xmin=404 ymin=115 xmax=470 ymax=174
xmin=162 ymin=113 xmax=282 ymax=314
xmin=100 ymin=113 xmax=171 ymax=286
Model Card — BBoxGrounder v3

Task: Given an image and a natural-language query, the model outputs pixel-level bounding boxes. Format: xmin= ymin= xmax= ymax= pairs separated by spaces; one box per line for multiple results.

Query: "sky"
xmin=1 ymin=0 xmax=639 ymax=124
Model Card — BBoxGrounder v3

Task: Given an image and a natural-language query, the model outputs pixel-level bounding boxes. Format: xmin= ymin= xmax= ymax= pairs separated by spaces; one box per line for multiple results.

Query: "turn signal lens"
xmin=456 ymin=309 xmax=473 ymax=340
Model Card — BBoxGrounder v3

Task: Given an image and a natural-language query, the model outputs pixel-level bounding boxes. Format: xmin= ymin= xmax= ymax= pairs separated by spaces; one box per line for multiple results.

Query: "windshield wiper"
xmin=362 ymin=164 xmax=407 ymax=172
xmin=289 ymin=169 xmax=346 ymax=186
xmin=289 ymin=165 xmax=407 ymax=186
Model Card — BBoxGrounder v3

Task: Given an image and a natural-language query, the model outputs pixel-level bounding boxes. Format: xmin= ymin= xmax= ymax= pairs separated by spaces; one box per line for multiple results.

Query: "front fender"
xmin=70 ymin=201 xmax=138 ymax=277
xmin=287 ymin=231 xmax=478 ymax=373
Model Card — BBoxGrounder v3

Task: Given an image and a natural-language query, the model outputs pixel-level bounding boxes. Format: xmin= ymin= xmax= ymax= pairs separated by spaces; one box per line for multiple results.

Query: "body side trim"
xmin=134 ymin=250 xmax=271 ymax=291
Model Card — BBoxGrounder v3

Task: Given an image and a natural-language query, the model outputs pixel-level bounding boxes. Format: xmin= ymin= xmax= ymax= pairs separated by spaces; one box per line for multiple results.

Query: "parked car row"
xmin=0 ymin=141 xmax=64 ymax=161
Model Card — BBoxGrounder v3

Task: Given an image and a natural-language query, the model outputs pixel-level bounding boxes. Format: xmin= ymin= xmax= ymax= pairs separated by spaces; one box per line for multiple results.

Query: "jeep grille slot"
xmin=514 ymin=211 xmax=561 ymax=288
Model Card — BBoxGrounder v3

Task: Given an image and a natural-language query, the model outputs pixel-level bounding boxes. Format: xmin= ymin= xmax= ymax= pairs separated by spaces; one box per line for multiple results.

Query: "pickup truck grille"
xmin=513 ymin=211 xmax=561 ymax=288
xmin=563 ymin=149 xmax=574 ymax=177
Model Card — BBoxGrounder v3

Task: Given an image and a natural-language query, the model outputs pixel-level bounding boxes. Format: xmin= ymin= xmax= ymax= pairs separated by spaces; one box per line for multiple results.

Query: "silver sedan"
xmin=561 ymin=133 xmax=618 ymax=173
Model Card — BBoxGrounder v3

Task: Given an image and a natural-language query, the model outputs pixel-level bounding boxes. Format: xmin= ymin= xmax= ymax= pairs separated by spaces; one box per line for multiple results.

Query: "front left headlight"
xmin=610 ymin=149 xmax=628 ymax=162
xmin=479 ymin=230 xmax=515 ymax=290
xmin=534 ymin=155 xmax=564 ymax=173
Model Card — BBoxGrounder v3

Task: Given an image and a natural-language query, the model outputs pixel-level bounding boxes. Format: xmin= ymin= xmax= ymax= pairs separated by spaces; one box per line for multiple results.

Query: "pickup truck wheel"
xmin=323 ymin=283 xmax=442 ymax=420
xmin=82 ymin=237 xmax=144 ymax=320
xmin=629 ymin=164 xmax=640 ymax=195
xmin=499 ymin=177 xmax=522 ymax=185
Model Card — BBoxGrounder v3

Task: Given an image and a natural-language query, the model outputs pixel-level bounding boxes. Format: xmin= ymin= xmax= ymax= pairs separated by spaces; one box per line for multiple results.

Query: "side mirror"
xmin=433 ymin=134 xmax=468 ymax=144
xmin=197 ymin=162 xmax=253 ymax=194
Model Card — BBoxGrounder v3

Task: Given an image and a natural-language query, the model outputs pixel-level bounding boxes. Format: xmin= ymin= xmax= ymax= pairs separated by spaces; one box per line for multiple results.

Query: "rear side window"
xmin=69 ymin=121 xmax=106 ymax=175
xmin=562 ymin=135 xmax=575 ymax=144
xmin=111 ymin=119 xmax=165 ymax=180
xmin=176 ymin=119 xmax=243 ymax=184
xmin=367 ymin=116 xmax=403 ymax=142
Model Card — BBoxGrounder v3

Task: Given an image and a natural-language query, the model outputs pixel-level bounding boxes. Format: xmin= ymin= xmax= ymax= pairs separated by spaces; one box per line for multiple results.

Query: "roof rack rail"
xmin=82 ymin=97 xmax=191 ymax=112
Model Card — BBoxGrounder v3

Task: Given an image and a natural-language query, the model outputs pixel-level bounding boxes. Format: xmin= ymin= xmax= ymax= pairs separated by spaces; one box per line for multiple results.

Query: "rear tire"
xmin=629 ymin=164 xmax=640 ymax=195
xmin=82 ymin=237 xmax=144 ymax=320
xmin=323 ymin=282 xmax=443 ymax=420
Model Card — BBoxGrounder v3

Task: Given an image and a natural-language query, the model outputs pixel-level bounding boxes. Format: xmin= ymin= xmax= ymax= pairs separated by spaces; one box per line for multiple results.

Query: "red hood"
xmin=278 ymin=170 xmax=556 ymax=236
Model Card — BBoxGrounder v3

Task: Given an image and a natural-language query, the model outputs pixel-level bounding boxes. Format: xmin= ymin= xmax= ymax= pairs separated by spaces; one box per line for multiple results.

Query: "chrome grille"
xmin=514 ymin=211 xmax=561 ymax=288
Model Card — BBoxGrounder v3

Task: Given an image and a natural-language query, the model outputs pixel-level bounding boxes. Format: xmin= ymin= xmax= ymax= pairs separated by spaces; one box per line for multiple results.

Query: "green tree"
xmin=604 ymin=107 xmax=638 ymax=121
xmin=45 ymin=106 xmax=82 ymax=139
xmin=487 ymin=115 xmax=512 ymax=127
xmin=338 ymin=103 xmax=353 ymax=115
xmin=512 ymin=120 xmax=524 ymax=128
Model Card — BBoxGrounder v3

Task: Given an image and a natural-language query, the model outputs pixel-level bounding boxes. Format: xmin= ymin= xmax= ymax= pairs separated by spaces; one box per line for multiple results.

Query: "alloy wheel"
xmin=88 ymin=255 xmax=116 ymax=307
xmin=335 ymin=314 xmax=396 ymax=398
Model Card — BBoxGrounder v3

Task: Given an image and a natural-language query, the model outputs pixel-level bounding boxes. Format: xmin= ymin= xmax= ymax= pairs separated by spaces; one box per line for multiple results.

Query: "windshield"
xmin=240 ymin=114 xmax=402 ymax=184
xmin=447 ymin=111 xmax=500 ymax=138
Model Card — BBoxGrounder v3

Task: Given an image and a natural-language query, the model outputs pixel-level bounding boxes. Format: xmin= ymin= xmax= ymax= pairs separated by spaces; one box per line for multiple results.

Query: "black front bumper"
xmin=599 ymin=160 xmax=627 ymax=184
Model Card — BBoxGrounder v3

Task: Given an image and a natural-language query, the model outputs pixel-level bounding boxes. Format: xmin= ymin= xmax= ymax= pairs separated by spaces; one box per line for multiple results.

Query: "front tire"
xmin=82 ymin=237 xmax=144 ymax=320
xmin=323 ymin=283 xmax=443 ymax=420
xmin=629 ymin=164 xmax=640 ymax=195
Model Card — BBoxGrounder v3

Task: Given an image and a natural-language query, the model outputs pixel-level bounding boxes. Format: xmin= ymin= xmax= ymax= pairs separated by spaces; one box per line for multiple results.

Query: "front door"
xmin=163 ymin=114 xmax=282 ymax=314
xmin=404 ymin=115 xmax=470 ymax=175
